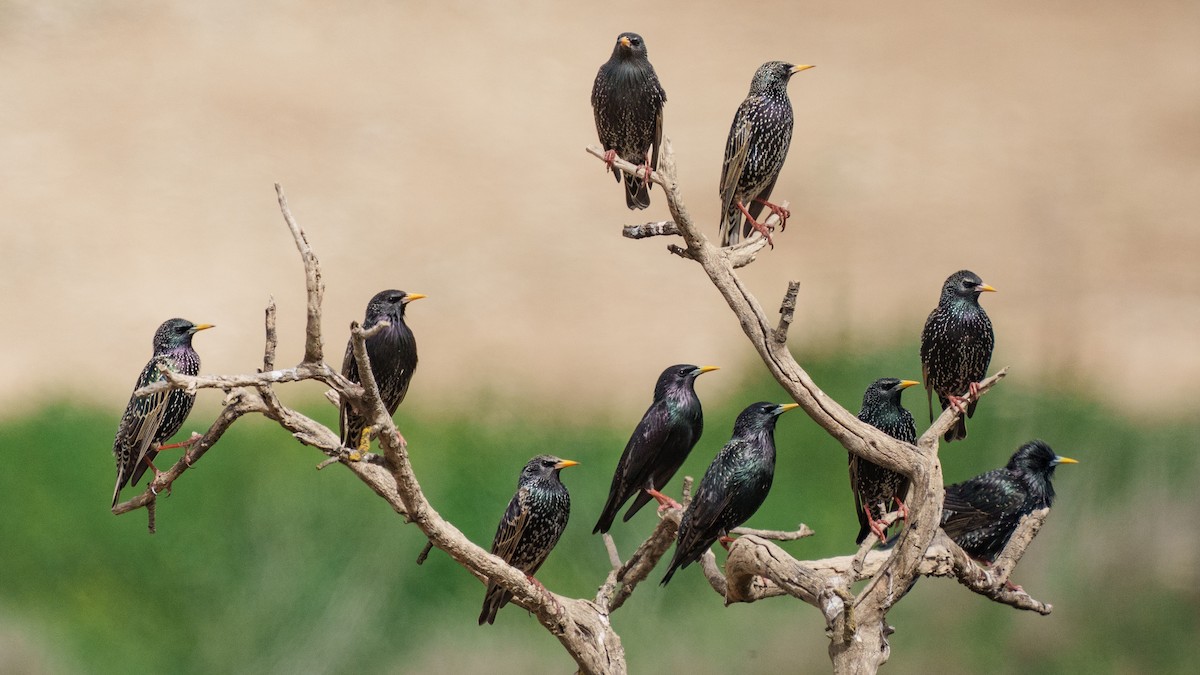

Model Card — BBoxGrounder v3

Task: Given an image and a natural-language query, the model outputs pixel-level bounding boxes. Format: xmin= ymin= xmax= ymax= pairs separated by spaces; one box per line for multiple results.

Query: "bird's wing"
xmin=650 ymin=87 xmax=665 ymax=172
xmin=122 ymin=359 xmax=172 ymax=468
xmin=489 ymin=487 xmax=530 ymax=564
xmin=941 ymin=474 xmax=1021 ymax=539
xmin=621 ymin=402 xmax=674 ymax=487
xmin=719 ymin=103 xmax=756 ymax=218
xmin=848 ymin=454 xmax=869 ymax=534
xmin=921 ymin=360 xmax=934 ymax=423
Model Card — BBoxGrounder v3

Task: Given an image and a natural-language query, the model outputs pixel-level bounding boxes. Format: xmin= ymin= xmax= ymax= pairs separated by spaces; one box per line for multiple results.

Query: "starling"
xmin=111 ymin=318 xmax=214 ymax=507
xmin=339 ymin=289 xmax=424 ymax=452
xmin=850 ymin=378 xmax=920 ymax=544
xmin=479 ymin=455 xmax=578 ymax=625
xmin=661 ymin=401 xmax=798 ymax=585
xmin=591 ymin=32 xmax=667 ymax=210
xmin=593 ymin=364 xmax=718 ymax=534
xmin=919 ymin=270 xmax=996 ymax=442
xmin=941 ymin=440 xmax=1077 ymax=562
xmin=719 ymin=61 xmax=814 ymax=247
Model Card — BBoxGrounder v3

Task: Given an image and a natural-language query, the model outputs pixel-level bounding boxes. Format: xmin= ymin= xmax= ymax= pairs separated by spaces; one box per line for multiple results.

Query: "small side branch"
xmin=774 ymin=281 xmax=800 ymax=344
xmin=275 ymin=183 xmax=324 ymax=364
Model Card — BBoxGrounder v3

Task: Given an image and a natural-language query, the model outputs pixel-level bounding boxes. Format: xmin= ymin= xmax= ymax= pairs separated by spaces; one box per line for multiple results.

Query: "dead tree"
xmin=110 ymin=169 xmax=1055 ymax=674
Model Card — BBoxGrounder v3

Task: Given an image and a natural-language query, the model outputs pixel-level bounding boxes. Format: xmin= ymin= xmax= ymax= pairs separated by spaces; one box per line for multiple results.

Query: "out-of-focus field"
xmin=0 ymin=0 xmax=1197 ymax=419
xmin=1 ymin=351 xmax=1197 ymax=674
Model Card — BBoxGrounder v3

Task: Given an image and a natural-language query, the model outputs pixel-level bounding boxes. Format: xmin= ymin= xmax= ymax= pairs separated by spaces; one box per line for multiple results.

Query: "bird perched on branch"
xmin=111 ymin=318 xmax=214 ymax=507
xmin=919 ymin=270 xmax=996 ymax=442
xmin=591 ymin=32 xmax=667 ymax=210
xmin=661 ymin=401 xmax=798 ymax=585
xmin=479 ymin=455 xmax=578 ymax=625
xmin=594 ymin=364 xmax=718 ymax=534
xmin=339 ymin=289 xmax=424 ymax=457
xmin=719 ymin=61 xmax=814 ymax=247
xmin=941 ymin=440 xmax=1076 ymax=563
xmin=850 ymin=377 xmax=919 ymax=544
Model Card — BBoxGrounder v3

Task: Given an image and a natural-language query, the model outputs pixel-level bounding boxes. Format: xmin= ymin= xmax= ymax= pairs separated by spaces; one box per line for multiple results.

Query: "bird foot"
xmin=347 ymin=426 xmax=373 ymax=462
xmin=946 ymin=394 xmax=970 ymax=415
xmin=968 ymin=381 xmax=982 ymax=399
xmin=1004 ymin=579 xmax=1025 ymax=593
xmin=753 ymin=198 xmax=791 ymax=231
xmin=646 ymin=488 xmax=682 ymax=512
xmin=157 ymin=433 xmax=201 ymax=452
xmin=866 ymin=509 xmax=889 ymax=543
xmin=735 ymin=201 xmax=775 ymax=248
xmin=718 ymin=535 xmax=737 ymax=550
xmin=640 ymin=156 xmax=653 ymax=187
xmin=602 ymin=149 xmax=617 ymax=171
xmin=894 ymin=496 xmax=910 ymax=523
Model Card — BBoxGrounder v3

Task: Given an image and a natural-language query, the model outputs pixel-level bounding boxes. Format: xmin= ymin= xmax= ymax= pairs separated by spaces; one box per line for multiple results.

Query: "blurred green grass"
xmin=1 ymin=349 xmax=1197 ymax=674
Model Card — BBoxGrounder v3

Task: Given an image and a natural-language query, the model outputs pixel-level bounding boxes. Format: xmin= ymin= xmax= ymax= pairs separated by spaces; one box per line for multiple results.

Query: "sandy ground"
xmin=1 ymin=0 xmax=1197 ymax=420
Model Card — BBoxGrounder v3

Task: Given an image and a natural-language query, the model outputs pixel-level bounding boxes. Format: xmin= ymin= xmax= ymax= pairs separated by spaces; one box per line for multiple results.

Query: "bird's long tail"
xmin=623 ymin=173 xmax=650 ymax=210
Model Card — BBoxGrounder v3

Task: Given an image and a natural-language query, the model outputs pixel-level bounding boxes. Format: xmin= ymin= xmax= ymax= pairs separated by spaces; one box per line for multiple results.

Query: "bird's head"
xmin=861 ymin=377 xmax=920 ymax=409
xmin=1008 ymin=439 xmax=1078 ymax=476
xmin=522 ymin=455 xmax=580 ymax=483
xmin=656 ymin=364 xmax=719 ymax=396
xmin=940 ymin=270 xmax=996 ymax=304
xmin=733 ymin=401 xmax=799 ymax=435
xmin=613 ymin=32 xmax=648 ymax=59
xmin=366 ymin=289 xmax=426 ymax=324
xmin=749 ymin=61 xmax=814 ymax=95
xmin=153 ymin=318 xmax=213 ymax=352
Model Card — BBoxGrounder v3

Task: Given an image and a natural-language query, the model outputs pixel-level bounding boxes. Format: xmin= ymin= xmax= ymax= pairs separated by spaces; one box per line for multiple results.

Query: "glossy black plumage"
xmin=661 ymin=401 xmax=798 ymax=585
xmin=850 ymin=378 xmax=919 ymax=544
xmin=339 ymin=290 xmax=424 ymax=449
xmin=919 ymin=270 xmax=996 ymax=442
xmin=719 ymin=61 xmax=814 ymax=246
xmin=111 ymin=318 xmax=213 ymax=507
xmin=591 ymin=32 xmax=667 ymax=210
xmin=942 ymin=440 xmax=1076 ymax=562
xmin=594 ymin=364 xmax=717 ymax=534
xmin=479 ymin=455 xmax=577 ymax=625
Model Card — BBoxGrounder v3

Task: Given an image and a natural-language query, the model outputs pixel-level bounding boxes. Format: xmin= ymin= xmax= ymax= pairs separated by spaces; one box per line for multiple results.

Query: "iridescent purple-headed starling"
xmin=919 ymin=270 xmax=996 ymax=442
xmin=339 ymin=289 xmax=424 ymax=452
xmin=594 ymin=364 xmax=718 ymax=534
xmin=111 ymin=318 xmax=213 ymax=507
xmin=850 ymin=377 xmax=919 ymax=544
xmin=942 ymin=440 xmax=1076 ymax=562
xmin=479 ymin=455 xmax=578 ymax=625
xmin=592 ymin=32 xmax=667 ymax=210
xmin=719 ymin=61 xmax=814 ymax=247
xmin=661 ymin=401 xmax=798 ymax=585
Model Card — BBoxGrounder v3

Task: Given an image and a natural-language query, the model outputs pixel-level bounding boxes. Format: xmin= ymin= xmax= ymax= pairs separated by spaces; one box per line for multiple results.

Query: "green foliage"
xmin=1 ymin=350 xmax=1196 ymax=674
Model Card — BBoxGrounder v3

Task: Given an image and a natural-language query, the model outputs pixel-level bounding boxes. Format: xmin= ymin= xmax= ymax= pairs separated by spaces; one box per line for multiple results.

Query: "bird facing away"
xmin=339 ymin=289 xmax=424 ymax=453
xmin=661 ymin=401 xmax=798 ymax=585
xmin=919 ymin=270 xmax=996 ymax=442
xmin=941 ymin=440 xmax=1077 ymax=562
xmin=591 ymin=31 xmax=667 ymax=210
xmin=479 ymin=455 xmax=578 ymax=625
xmin=111 ymin=318 xmax=214 ymax=507
xmin=850 ymin=378 xmax=920 ymax=544
xmin=593 ymin=364 xmax=718 ymax=534
xmin=719 ymin=61 xmax=814 ymax=247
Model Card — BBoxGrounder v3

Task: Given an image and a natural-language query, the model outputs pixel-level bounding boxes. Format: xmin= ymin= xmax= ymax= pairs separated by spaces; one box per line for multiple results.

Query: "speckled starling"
xmin=111 ymin=318 xmax=214 ymax=507
xmin=850 ymin=378 xmax=919 ymax=544
xmin=661 ymin=401 xmax=798 ymax=585
xmin=719 ymin=61 xmax=814 ymax=247
xmin=919 ymin=270 xmax=996 ymax=442
xmin=339 ymin=289 xmax=424 ymax=450
xmin=942 ymin=440 xmax=1076 ymax=562
xmin=594 ymin=364 xmax=718 ymax=534
xmin=592 ymin=32 xmax=667 ymax=210
xmin=479 ymin=455 xmax=578 ymax=625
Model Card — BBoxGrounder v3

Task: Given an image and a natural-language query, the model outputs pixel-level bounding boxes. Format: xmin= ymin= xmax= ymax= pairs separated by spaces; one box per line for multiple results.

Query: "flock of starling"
xmin=107 ymin=32 xmax=1077 ymax=626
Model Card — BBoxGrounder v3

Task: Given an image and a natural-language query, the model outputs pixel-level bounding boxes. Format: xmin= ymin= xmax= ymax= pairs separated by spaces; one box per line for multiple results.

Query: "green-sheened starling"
xmin=479 ymin=455 xmax=578 ymax=625
xmin=942 ymin=440 xmax=1076 ymax=562
xmin=593 ymin=364 xmax=718 ymax=534
xmin=591 ymin=32 xmax=667 ymax=210
xmin=919 ymin=270 xmax=996 ymax=442
xmin=719 ymin=61 xmax=814 ymax=247
xmin=850 ymin=378 xmax=919 ymax=544
xmin=111 ymin=318 xmax=214 ymax=507
xmin=339 ymin=290 xmax=424 ymax=450
xmin=661 ymin=401 xmax=798 ymax=585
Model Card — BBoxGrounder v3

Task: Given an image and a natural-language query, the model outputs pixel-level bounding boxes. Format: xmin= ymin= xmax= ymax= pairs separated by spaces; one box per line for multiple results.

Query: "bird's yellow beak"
xmin=555 ymin=459 xmax=580 ymax=469
xmin=404 ymin=293 xmax=427 ymax=303
xmin=899 ymin=380 xmax=921 ymax=389
xmin=620 ymin=36 xmax=631 ymax=48
xmin=791 ymin=64 xmax=815 ymax=74
xmin=1055 ymin=456 xmax=1079 ymax=465
xmin=779 ymin=403 xmax=800 ymax=413
xmin=698 ymin=366 xmax=720 ymax=374
xmin=191 ymin=324 xmax=215 ymax=332
xmin=977 ymin=284 xmax=997 ymax=293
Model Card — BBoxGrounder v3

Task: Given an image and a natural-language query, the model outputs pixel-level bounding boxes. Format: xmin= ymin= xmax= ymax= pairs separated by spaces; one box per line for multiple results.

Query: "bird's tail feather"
xmin=624 ymin=174 xmax=650 ymax=210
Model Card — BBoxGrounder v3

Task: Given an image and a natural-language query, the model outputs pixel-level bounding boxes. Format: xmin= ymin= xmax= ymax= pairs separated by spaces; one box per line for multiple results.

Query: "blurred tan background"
xmin=1 ymin=0 xmax=1197 ymax=420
